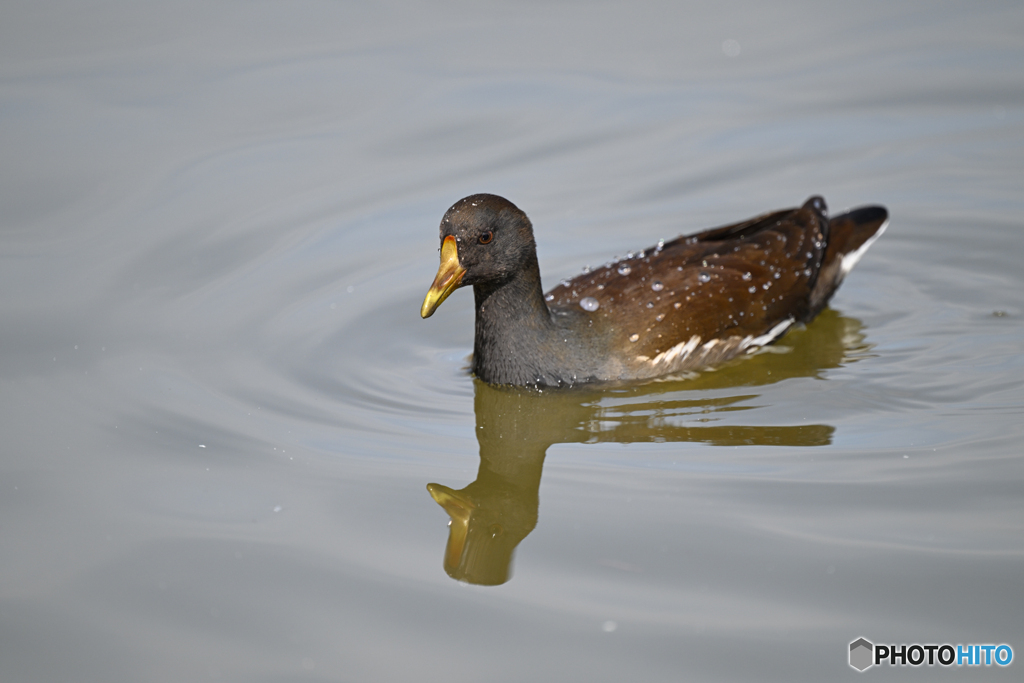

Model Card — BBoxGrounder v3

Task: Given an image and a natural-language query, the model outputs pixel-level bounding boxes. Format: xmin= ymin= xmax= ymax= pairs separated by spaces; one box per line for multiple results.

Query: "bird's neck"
xmin=472 ymin=255 xmax=555 ymax=383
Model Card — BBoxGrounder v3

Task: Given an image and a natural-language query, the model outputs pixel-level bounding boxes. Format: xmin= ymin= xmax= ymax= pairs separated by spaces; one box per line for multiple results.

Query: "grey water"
xmin=2 ymin=1 xmax=1023 ymax=681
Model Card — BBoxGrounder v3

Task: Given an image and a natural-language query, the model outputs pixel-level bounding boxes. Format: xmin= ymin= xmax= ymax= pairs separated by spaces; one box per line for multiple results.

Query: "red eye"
xmin=478 ymin=231 xmax=494 ymax=245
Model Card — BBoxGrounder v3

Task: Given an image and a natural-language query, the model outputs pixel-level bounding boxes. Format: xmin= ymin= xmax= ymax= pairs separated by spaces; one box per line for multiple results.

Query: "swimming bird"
xmin=421 ymin=194 xmax=887 ymax=387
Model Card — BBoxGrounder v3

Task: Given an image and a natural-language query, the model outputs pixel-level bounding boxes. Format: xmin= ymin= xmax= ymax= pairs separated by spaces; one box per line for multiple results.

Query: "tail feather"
xmin=806 ymin=205 xmax=888 ymax=319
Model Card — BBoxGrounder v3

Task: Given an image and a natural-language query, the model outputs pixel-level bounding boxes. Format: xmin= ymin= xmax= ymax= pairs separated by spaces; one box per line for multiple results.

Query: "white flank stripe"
xmin=741 ymin=318 xmax=795 ymax=351
xmin=649 ymin=335 xmax=701 ymax=365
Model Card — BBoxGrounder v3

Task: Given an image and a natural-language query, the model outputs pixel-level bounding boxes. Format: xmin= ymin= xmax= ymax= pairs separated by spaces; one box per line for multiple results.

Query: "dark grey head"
xmin=422 ymin=194 xmax=538 ymax=317
xmin=439 ymin=194 xmax=536 ymax=288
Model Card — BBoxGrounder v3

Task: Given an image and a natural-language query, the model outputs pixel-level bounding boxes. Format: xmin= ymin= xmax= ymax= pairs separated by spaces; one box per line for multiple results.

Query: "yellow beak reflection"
xmin=421 ymin=235 xmax=465 ymax=318
xmin=426 ymin=483 xmax=475 ymax=573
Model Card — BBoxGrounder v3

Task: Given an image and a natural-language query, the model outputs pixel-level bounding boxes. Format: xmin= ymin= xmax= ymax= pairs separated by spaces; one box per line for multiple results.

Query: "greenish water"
xmin=2 ymin=1 xmax=1022 ymax=681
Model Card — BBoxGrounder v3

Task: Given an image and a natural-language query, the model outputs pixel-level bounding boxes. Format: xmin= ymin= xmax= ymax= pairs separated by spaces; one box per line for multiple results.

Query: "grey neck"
xmin=471 ymin=255 xmax=556 ymax=384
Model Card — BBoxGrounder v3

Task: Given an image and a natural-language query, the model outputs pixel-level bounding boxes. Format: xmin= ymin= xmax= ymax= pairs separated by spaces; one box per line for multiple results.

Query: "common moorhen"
xmin=421 ymin=194 xmax=887 ymax=387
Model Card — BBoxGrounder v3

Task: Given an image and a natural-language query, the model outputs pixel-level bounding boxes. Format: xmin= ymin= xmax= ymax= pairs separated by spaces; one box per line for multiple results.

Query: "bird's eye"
xmin=478 ymin=231 xmax=494 ymax=245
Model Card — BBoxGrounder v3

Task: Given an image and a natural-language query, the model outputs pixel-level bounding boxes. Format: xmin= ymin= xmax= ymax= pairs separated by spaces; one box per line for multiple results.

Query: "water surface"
xmin=2 ymin=1 xmax=1023 ymax=681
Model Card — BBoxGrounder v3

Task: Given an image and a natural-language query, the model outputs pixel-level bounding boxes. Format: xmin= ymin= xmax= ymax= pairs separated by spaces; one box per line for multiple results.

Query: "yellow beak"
xmin=421 ymin=235 xmax=466 ymax=318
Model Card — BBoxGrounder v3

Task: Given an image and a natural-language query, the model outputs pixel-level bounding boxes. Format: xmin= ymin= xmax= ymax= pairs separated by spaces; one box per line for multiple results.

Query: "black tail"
xmin=806 ymin=204 xmax=888 ymax=318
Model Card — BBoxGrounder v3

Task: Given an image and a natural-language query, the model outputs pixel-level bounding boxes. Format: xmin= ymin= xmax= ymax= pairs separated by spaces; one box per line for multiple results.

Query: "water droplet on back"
xmin=629 ymin=333 xmax=639 ymax=343
xmin=742 ymin=272 xmax=752 ymax=281
xmin=579 ymin=297 xmax=600 ymax=312
xmin=545 ymin=293 xmax=554 ymax=302
xmin=617 ymin=264 xmax=632 ymax=275
xmin=748 ymin=286 xmax=757 ymax=293
xmin=651 ymin=280 xmax=664 ymax=291
xmin=698 ymin=272 xmax=711 ymax=283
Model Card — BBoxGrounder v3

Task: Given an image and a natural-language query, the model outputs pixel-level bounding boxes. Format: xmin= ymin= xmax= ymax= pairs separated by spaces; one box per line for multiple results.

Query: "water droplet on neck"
xmin=579 ymin=297 xmax=599 ymax=312
xmin=742 ymin=272 xmax=752 ymax=281
xmin=628 ymin=333 xmax=639 ymax=343
xmin=748 ymin=286 xmax=757 ymax=293
xmin=617 ymin=264 xmax=632 ymax=275
xmin=698 ymin=272 xmax=711 ymax=283
xmin=651 ymin=280 xmax=664 ymax=291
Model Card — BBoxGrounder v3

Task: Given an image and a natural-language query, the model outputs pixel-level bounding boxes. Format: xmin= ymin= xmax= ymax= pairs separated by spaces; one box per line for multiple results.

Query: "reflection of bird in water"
xmin=427 ymin=457 xmax=542 ymax=586
xmin=428 ymin=310 xmax=873 ymax=584
xmin=422 ymin=194 xmax=886 ymax=387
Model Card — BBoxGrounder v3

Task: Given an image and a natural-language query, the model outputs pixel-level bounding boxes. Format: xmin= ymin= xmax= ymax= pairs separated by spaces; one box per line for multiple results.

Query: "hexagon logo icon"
xmin=849 ymin=638 xmax=874 ymax=671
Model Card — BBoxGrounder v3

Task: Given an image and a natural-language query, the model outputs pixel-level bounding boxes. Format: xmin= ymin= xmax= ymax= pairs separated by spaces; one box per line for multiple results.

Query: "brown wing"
xmin=545 ymin=198 xmax=830 ymax=365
